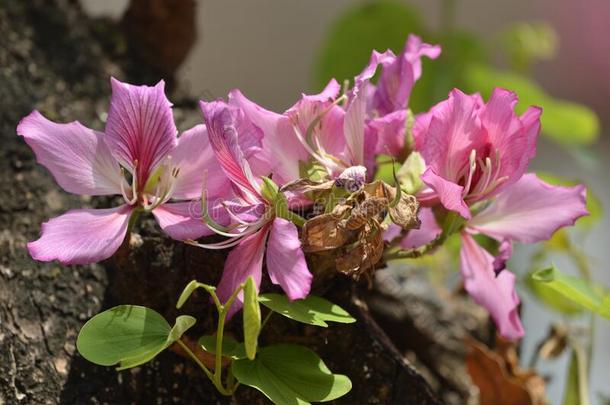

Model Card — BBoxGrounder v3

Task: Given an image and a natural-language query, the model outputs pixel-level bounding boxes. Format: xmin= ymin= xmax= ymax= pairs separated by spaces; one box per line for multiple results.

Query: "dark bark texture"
xmin=0 ymin=1 xmax=483 ymax=404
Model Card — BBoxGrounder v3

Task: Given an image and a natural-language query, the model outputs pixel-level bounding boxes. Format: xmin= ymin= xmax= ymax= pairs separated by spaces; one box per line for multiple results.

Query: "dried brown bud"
xmin=301 ymin=213 xmax=351 ymax=252
xmin=344 ymin=197 xmax=388 ymax=230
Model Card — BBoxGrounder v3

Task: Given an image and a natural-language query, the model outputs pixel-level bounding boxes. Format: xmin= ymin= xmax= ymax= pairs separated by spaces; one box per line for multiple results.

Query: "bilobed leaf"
xmin=199 ymin=335 xmax=247 ymax=359
xmin=530 ymin=266 xmax=610 ymax=322
xmin=232 ymin=344 xmax=352 ymax=405
xmin=77 ymin=305 xmax=173 ymax=370
xmin=167 ymin=315 xmax=196 ymax=343
xmin=464 ymin=63 xmax=600 ymax=146
xmin=526 ymin=270 xmax=584 ymax=316
xmin=258 ymin=294 xmax=356 ymax=327
xmin=243 ymin=277 xmax=261 ymax=360
xmin=176 ymin=279 xmax=215 ymax=309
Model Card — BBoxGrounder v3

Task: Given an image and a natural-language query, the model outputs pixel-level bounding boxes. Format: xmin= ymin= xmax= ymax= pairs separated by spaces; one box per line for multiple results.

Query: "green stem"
xmin=261 ymin=311 xmax=273 ymax=330
xmin=384 ymin=211 xmax=463 ymax=261
xmin=126 ymin=207 xmax=142 ymax=235
xmin=211 ymin=284 xmax=245 ymax=392
xmin=177 ymin=339 xmax=232 ymax=394
xmin=215 ymin=311 xmax=227 ymax=381
xmin=279 ymin=209 xmax=306 ymax=227
xmin=384 ymin=234 xmax=445 ymax=260
xmin=206 ymin=286 xmax=223 ymax=313
xmin=574 ymin=342 xmax=590 ymax=405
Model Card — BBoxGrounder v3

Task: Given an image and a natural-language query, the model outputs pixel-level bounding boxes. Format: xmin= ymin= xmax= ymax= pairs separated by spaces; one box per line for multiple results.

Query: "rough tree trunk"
xmin=0 ymin=2 xmax=482 ymax=403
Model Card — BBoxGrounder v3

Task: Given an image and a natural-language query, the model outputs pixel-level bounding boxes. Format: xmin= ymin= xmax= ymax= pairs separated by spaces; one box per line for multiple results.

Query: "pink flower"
xmin=390 ymin=174 xmax=587 ymax=340
xmin=229 ymin=35 xmax=440 ymax=184
xmin=18 ymin=78 xmax=226 ymax=265
xmin=414 ymin=88 xmax=542 ymax=219
xmin=356 ymin=34 xmax=441 ymax=158
xmin=199 ymin=101 xmax=312 ymax=316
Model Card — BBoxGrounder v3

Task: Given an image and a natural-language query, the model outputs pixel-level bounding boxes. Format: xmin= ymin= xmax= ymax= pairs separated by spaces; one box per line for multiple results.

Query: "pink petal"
xmin=105 ymin=78 xmax=177 ymax=186
xmin=285 ymin=80 xmax=346 ymax=158
xmin=404 ymin=34 xmax=441 ymax=81
xmin=412 ymin=109 xmax=433 ymax=151
xmin=28 ymin=205 xmax=133 ymax=265
xmin=421 ymin=168 xmax=471 ymax=219
xmin=373 ymin=35 xmax=440 ymax=115
xmin=369 ymin=109 xmax=407 ymax=157
xmin=521 ymin=106 xmax=543 ymax=163
xmin=200 ymin=101 xmax=263 ymax=202
xmin=383 ymin=223 xmax=403 ymax=242
xmin=216 ymin=225 xmax=269 ymax=318
xmin=460 ymin=233 xmax=524 ymax=340
xmin=343 ymin=84 xmax=367 ymax=166
xmin=229 ymin=90 xmax=307 ymax=184
xmin=171 ymin=124 xmax=230 ymax=200
xmin=418 ymin=89 xmax=481 ymax=179
xmin=400 ymin=207 xmax=442 ymax=249
xmin=478 ymin=88 xmax=529 ymax=193
xmin=355 ymin=49 xmax=397 ymax=85
xmin=493 ymin=239 xmax=513 ymax=274
xmin=468 ymin=173 xmax=588 ymax=243
xmin=266 ymin=218 xmax=312 ymax=301
xmin=152 ymin=201 xmax=230 ymax=241
xmin=17 ymin=111 xmax=123 ymax=195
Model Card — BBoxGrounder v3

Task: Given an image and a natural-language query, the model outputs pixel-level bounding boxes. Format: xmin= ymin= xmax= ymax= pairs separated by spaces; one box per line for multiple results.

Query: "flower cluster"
xmin=18 ymin=34 xmax=587 ymax=339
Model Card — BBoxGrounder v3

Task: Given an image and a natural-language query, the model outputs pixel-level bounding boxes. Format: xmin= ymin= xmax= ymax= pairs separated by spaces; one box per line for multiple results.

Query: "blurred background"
xmin=81 ymin=1 xmax=610 ymax=403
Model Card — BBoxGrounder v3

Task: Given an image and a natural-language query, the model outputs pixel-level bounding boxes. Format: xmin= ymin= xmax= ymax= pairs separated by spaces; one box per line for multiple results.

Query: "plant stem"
xmin=283 ymin=209 xmax=306 ymax=227
xmin=383 ymin=235 xmax=445 ymax=260
xmin=126 ymin=207 xmax=142 ymax=235
xmin=177 ymin=339 xmax=232 ymax=394
xmin=215 ymin=310 xmax=227 ymax=381
xmin=261 ymin=310 xmax=273 ymax=330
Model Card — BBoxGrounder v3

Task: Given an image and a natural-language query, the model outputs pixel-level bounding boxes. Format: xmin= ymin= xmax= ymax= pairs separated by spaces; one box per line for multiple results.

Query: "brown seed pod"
xmin=301 ymin=213 xmax=351 ymax=252
xmin=344 ymin=197 xmax=388 ymax=230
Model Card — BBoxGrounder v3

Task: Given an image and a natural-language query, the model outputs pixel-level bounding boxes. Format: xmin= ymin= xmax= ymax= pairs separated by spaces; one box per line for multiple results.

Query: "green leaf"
xmin=77 ymin=305 xmax=194 ymax=370
xmin=463 ymin=64 xmax=600 ymax=146
xmin=199 ymin=335 xmax=247 ymax=360
xmin=397 ymin=151 xmax=425 ymax=195
xmin=232 ymin=344 xmax=352 ymax=405
xmin=525 ymin=269 xmax=584 ymax=316
xmin=243 ymin=277 xmax=261 ymax=360
xmin=532 ymin=266 xmax=602 ymax=312
xmin=168 ymin=315 xmax=196 ymax=342
xmin=176 ymin=280 xmax=215 ymax=309
xmin=313 ymin=1 xmax=424 ymax=90
xmin=261 ymin=176 xmax=280 ymax=203
xmin=258 ymin=294 xmax=356 ymax=327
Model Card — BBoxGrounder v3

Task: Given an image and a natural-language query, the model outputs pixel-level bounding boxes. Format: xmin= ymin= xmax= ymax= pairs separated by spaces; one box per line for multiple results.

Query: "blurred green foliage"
xmin=501 ymin=22 xmax=558 ymax=73
xmin=314 ymin=1 xmax=425 ymax=91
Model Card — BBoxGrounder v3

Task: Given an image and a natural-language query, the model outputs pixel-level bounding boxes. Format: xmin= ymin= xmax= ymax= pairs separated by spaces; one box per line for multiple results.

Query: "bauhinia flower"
xmin=414 ymin=88 xmax=542 ymax=219
xmin=198 ymin=100 xmax=312 ymax=315
xmin=390 ymin=173 xmax=588 ymax=340
xmin=230 ymin=35 xmax=440 ymax=185
xmin=17 ymin=78 xmax=226 ymax=265
xmin=356 ymin=34 xmax=441 ymax=158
